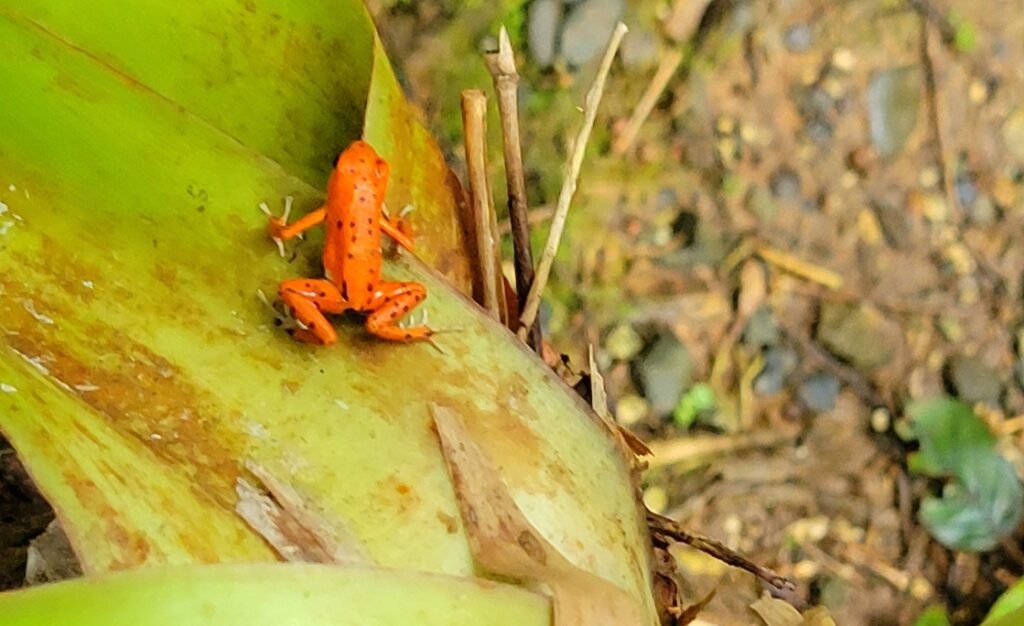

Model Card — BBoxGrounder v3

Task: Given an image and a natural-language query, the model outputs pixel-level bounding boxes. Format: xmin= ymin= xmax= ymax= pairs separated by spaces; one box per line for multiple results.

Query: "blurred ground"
xmin=368 ymin=0 xmax=1024 ymax=624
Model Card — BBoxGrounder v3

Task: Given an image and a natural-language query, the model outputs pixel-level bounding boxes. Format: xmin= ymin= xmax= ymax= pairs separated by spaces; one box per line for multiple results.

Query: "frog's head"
xmin=333 ymin=140 xmax=389 ymax=189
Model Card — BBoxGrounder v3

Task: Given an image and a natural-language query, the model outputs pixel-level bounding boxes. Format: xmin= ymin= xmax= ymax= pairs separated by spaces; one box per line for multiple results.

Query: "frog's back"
xmin=323 ymin=141 xmax=389 ymax=308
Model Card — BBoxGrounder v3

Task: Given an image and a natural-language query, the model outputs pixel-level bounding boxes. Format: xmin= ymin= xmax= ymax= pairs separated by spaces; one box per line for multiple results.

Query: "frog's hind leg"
xmin=278 ymin=278 xmax=348 ymax=345
xmin=364 ymin=280 xmax=433 ymax=342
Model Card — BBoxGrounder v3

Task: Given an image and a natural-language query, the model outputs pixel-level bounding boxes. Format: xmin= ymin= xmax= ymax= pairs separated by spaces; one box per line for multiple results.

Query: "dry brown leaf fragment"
xmin=749 ymin=593 xmax=803 ymax=626
xmin=750 ymin=593 xmax=836 ymax=626
xmin=235 ymin=460 xmax=370 ymax=565
xmin=430 ymin=403 xmax=646 ymax=626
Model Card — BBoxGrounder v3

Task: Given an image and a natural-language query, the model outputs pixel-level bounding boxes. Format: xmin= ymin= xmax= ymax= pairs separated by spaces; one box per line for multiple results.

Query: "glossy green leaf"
xmin=0 ymin=563 xmax=550 ymax=626
xmin=985 ymin=579 xmax=1024 ymax=624
xmin=920 ymin=454 xmax=1023 ymax=551
xmin=912 ymin=605 xmax=950 ymax=626
xmin=907 ymin=397 xmax=996 ymax=476
xmin=908 ymin=398 xmax=1023 ymax=551
xmin=0 ymin=2 xmax=656 ymax=623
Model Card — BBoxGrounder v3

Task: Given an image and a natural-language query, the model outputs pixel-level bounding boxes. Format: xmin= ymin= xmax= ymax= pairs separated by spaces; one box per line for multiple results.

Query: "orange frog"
xmin=262 ymin=140 xmax=434 ymax=346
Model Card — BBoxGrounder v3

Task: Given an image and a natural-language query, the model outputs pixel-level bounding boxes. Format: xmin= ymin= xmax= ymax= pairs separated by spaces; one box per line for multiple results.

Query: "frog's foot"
xmin=256 ymin=288 xmax=306 ymax=331
xmin=259 ymin=196 xmax=295 ymax=257
xmin=278 ymin=278 xmax=348 ymax=345
xmin=365 ymin=280 xmax=434 ymax=343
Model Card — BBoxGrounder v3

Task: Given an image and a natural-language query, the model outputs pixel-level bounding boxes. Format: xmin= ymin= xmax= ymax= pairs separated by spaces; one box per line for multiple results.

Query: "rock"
xmin=528 ymin=0 xmax=561 ymax=67
xmin=754 ymin=347 xmax=798 ymax=395
xmin=615 ymin=393 xmax=648 ymax=425
xmin=806 ymin=119 xmax=833 ymax=145
xmin=605 ymin=324 xmax=643 ymax=361
xmin=946 ymin=356 xmax=1002 ymax=406
xmin=743 ymin=306 xmax=780 ymax=348
xmin=816 ymin=302 xmax=898 ymax=370
xmin=770 ymin=167 xmax=802 ymax=201
xmin=955 ymin=172 xmax=979 ymax=209
xmin=621 ymin=27 xmax=658 ymax=69
xmin=868 ymin=66 xmax=923 ymax=159
xmin=784 ymin=23 xmax=813 ymax=53
xmin=633 ymin=333 xmax=693 ymax=417
xmin=798 ymin=372 xmax=841 ymax=413
xmin=560 ymin=0 xmax=624 ymax=66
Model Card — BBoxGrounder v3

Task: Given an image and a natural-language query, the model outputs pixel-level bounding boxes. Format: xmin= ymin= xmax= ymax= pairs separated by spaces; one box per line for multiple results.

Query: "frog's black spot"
xmin=358 ymin=196 xmax=366 ymax=203
xmin=336 ymin=220 xmax=342 ymax=228
xmin=404 ymin=333 xmax=412 ymax=340
xmin=366 ymin=284 xmax=373 ymax=292
xmin=347 ymin=253 xmax=354 ymax=260
xmin=367 ymin=217 xmax=372 ymax=224
xmin=402 ymin=305 xmax=409 ymax=312
xmin=351 ymin=236 xmax=357 ymax=243
xmin=349 ymin=221 xmax=356 ymax=228
xmin=318 ymin=292 xmax=325 ymax=297
xmin=341 ymin=281 xmax=349 ymax=300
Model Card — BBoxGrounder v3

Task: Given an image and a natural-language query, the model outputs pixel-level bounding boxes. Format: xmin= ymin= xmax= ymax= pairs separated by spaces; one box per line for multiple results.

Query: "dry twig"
xmin=612 ymin=48 xmax=684 ymax=156
xmin=647 ymin=510 xmax=794 ymax=592
xmin=486 ymin=26 xmax=542 ymax=348
xmin=460 ymin=89 xmax=507 ymax=323
xmin=517 ymin=22 xmax=628 ymax=341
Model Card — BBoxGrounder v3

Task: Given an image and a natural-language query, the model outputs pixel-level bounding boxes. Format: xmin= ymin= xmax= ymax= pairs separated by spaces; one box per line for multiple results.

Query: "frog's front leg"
xmin=364 ymin=280 xmax=433 ymax=342
xmin=278 ymin=278 xmax=349 ymax=345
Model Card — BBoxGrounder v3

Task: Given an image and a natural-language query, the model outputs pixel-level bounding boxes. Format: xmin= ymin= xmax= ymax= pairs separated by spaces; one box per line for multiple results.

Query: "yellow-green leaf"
xmin=0 ymin=2 xmax=656 ymax=623
xmin=0 ymin=563 xmax=550 ymax=626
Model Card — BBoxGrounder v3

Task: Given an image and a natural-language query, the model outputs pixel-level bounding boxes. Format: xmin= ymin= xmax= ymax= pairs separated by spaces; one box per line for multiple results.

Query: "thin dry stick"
xmin=647 ymin=511 xmax=794 ymax=591
xmin=611 ymin=48 xmax=683 ymax=155
xmin=486 ymin=26 xmax=543 ymax=350
xmin=920 ymin=17 xmax=961 ymax=226
xmin=517 ymin=22 xmax=628 ymax=341
xmin=461 ymin=90 xmax=507 ymax=323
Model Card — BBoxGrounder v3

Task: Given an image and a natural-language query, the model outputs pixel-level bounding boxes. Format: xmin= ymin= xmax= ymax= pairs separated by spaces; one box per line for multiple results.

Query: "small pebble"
xmin=832 ymin=47 xmax=856 ymax=71
xmin=946 ymin=355 xmax=1002 ymax=406
xmin=605 ymin=324 xmax=643 ymax=361
xmin=754 ymin=347 xmax=798 ymax=395
xmin=794 ymin=560 xmax=821 ymax=580
xmin=770 ymin=167 xmax=802 ymax=200
xmin=870 ymin=407 xmax=891 ymax=432
xmin=716 ymin=116 xmax=736 ymax=135
xmin=783 ymin=23 xmax=813 ymax=53
xmin=868 ymin=66 xmax=923 ymax=158
xmin=969 ymin=80 xmax=988 ymax=104
xmin=528 ymin=0 xmax=561 ymax=67
xmin=857 ymin=208 xmax=883 ymax=244
xmin=634 ymin=333 xmax=693 ymax=417
xmin=621 ymin=27 xmax=658 ymax=68
xmin=955 ymin=173 xmax=978 ymax=208
xmin=615 ymin=393 xmax=648 ymax=425
xmin=919 ymin=166 xmax=940 ymax=188
xmin=798 ymin=372 xmax=841 ymax=413
xmin=560 ymin=0 xmax=625 ymax=66
xmin=806 ymin=119 xmax=833 ymax=145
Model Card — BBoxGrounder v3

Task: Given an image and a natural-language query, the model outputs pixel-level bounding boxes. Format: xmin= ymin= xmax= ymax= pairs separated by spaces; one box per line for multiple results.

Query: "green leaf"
xmin=985 ymin=579 xmax=1024 ymax=623
xmin=672 ymin=383 xmax=715 ymax=429
xmin=907 ymin=397 xmax=996 ymax=476
xmin=0 ymin=564 xmax=550 ymax=626
xmin=0 ymin=2 xmax=656 ymax=622
xmin=912 ymin=605 xmax=950 ymax=626
xmin=919 ymin=454 xmax=1023 ymax=551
